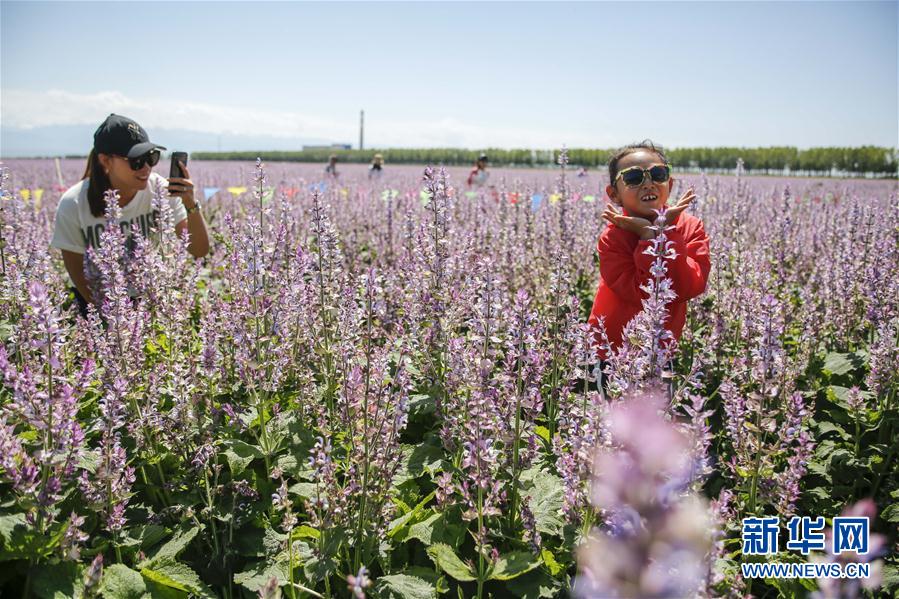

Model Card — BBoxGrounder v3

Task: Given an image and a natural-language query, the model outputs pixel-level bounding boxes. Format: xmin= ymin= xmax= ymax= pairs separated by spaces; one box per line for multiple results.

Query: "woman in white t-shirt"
xmin=50 ymin=114 xmax=210 ymax=317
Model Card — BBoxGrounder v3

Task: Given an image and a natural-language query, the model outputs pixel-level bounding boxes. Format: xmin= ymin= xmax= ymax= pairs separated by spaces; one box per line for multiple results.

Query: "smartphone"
xmin=169 ymin=151 xmax=189 ymax=179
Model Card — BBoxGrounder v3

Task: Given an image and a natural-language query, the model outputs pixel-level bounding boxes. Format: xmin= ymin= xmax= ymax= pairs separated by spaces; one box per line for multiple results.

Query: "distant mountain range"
xmin=0 ymin=124 xmax=337 ymax=158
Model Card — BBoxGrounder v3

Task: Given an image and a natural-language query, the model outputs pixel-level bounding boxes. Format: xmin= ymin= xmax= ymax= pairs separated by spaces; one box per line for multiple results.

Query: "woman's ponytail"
xmin=84 ymin=149 xmax=112 ymax=218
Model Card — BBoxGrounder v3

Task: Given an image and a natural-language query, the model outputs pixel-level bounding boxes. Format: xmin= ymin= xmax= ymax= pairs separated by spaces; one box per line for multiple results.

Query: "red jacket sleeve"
xmin=600 ymin=218 xmax=711 ymax=305
xmin=597 ymin=229 xmax=651 ymax=305
xmin=632 ymin=219 xmax=711 ymax=301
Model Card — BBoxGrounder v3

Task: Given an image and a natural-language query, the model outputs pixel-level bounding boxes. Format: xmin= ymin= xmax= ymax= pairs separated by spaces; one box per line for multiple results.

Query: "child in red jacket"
xmin=588 ymin=141 xmax=710 ymax=388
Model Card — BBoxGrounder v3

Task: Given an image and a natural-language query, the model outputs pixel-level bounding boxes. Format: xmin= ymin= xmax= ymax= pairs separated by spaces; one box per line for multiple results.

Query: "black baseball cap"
xmin=93 ymin=114 xmax=166 ymax=158
xmin=478 ymin=153 xmax=489 ymax=161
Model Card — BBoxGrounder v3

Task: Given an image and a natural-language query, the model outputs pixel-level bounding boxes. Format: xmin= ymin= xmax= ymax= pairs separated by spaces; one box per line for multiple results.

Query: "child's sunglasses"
xmin=614 ymin=164 xmax=671 ymax=188
xmin=120 ymin=150 xmax=161 ymax=171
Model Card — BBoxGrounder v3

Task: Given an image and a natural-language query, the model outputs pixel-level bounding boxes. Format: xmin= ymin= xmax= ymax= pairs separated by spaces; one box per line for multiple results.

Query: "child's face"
xmin=606 ymin=150 xmax=674 ymax=220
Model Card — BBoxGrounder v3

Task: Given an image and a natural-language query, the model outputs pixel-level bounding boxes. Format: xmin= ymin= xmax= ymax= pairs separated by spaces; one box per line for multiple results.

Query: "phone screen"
xmin=169 ymin=152 xmax=189 ymax=179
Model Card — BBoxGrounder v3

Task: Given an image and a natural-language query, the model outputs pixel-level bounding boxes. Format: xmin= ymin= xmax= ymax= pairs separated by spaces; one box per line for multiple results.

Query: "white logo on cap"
xmin=127 ymin=123 xmax=142 ymax=140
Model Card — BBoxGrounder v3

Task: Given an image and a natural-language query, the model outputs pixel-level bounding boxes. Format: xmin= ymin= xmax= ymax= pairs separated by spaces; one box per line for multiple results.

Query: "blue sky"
xmin=1 ymin=1 xmax=897 ymax=154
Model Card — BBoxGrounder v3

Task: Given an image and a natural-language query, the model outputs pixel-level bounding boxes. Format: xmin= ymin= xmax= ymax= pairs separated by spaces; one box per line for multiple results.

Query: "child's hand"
xmin=602 ymin=204 xmax=655 ymax=240
xmin=664 ymin=188 xmax=696 ymax=226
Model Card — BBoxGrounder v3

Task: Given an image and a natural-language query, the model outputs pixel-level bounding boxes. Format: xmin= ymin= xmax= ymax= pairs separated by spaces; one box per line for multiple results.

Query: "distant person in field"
xmin=325 ymin=154 xmax=339 ymax=178
xmin=577 ymin=166 xmax=589 ymax=178
xmin=588 ymin=140 xmax=710 ymax=391
xmin=368 ymin=153 xmax=384 ymax=180
xmin=50 ymin=113 xmax=210 ymax=318
xmin=467 ymin=153 xmax=490 ymax=188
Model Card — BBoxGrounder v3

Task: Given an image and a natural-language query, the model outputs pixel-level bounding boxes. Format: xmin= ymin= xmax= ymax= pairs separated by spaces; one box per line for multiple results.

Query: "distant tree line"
xmin=192 ymin=146 xmax=898 ymax=176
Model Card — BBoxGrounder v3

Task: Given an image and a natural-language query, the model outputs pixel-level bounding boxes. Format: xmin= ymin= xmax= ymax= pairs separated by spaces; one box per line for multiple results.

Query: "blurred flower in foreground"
xmin=811 ymin=499 xmax=887 ymax=599
xmin=576 ymin=385 xmax=712 ymax=598
xmin=347 ymin=566 xmax=372 ymax=598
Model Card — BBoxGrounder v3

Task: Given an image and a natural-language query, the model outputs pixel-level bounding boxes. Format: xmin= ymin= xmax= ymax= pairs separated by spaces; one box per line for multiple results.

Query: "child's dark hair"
xmin=608 ymin=139 xmax=669 ymax=185
xmin=81 ymin=149 xmax=113 ymax=218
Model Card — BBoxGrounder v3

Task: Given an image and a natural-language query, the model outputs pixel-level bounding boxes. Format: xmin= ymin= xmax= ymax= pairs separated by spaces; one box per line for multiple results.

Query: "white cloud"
xmin=2 ymin=88 xmax=350 ymax=140
xmin=1 ymin=88 xmax=597 ymax=149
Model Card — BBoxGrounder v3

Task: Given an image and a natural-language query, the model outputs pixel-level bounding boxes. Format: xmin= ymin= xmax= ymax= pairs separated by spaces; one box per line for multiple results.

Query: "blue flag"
xmin=203 ymin=187 xmax=220 ymax=200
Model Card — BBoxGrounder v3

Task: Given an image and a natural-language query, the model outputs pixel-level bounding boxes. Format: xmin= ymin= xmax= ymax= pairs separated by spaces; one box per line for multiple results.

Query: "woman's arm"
xmin=174 ymin=212 xmax=209 ymax=258
xmin=60 ymin=250 xmax=93 ymax=305
xmin=168 ymin=162 xmax=210 ymax=258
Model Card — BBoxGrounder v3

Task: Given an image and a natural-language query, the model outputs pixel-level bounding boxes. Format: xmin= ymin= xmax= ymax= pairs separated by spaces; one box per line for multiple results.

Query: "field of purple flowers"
xmin=0 ymin=157 xmax=896 ymax=598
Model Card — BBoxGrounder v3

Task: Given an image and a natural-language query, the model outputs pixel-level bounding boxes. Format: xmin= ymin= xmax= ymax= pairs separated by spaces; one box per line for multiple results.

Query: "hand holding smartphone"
xmin=167 ymin=151 xmax=196 ymax=208
xmin=169 ymin=151 xmax=189 ymax=179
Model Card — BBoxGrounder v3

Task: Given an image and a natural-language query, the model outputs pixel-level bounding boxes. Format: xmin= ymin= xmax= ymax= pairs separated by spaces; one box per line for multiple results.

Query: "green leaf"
xmin=881 ymin=503 xmax=899 ymax=523
xmin=426 ymin=543 xmax=476 ymax=581
xmin=407 ymin=510 xmax=466 ymax=548
xmin=817 ymin=421 xmax=849 ymax=440
xmin=140 ymin=558 xmax=216 ymax=598
xmin=222 ymin=439 xmax=264 ymax=476
xmin=828 ymin=385 xmax=875 ymax=410
xmin=140 ymin=525 xmax=169 ymax=550
xmin=823 ymin=352 xmax=858 ymax=376
xmin=520 ymin=468 xmax=565 ymax=536
xmin=388 ymin=491 xmax=436 ymax=539
xmin=234 ymin=526 xmax=286 ymax=558
xmin=0 ymin=512 xmax=67 ymax=561
xmin=488 ymin=551 xmax=542 ymax=581
xmin=534 ymin=426 xmax=550 ymax=444
xmin=291 ymin=525 xmax=320 ymax=540
xmin=540 ymin=548 xmax=562 ymax=576
xmin=77 ymin=449 xmax=101 ymax=474
xmin=233 ymin=560 xmax=289 ymax=593
xmin=0 ymin=512 xmax=30 ymax=559
xmin=99 ymin=564 xmax=147 ymax=599
xmin=375 ymin=574 xmax=437 ymax=599
xmin=506 ymin=569 xmax=562 ymax=599
xmin=288 ymin=482 xmax=317 ymax=500
xmin=882 ymin=562 xmax=899 ymax=593
xmin=807 ymin=461 xmax=832 ymax=483
xmin=139 ymin=524 xmax=201 ymax=567
xmin=408 ymin=393 xmax=436 ymax=418
xmin=31 ymin=562 xmax=84 ymax=599
xmin=406 ymin=442 xmax=445 ymax=477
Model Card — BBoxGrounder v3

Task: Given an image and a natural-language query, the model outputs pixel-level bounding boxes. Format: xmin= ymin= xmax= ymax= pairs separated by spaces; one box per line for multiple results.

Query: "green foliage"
xmin=221 ymin=439 xmax=264 ymax=476
xmin=98 ymin=564 xmax=147 ymax=599
xmin=193 ymin=146 xmax=899 ymax=174
xmin=488 ymin=551 xmax=542 ymax=581
xmin=376 ymin=572 xmax=439 ymax=599
xmin=233 ymin=560 xmax=290 ymax=593
xmin=30 ymin=562 xmax=84 ymax=599
xmin=139 ymin=558 xmax=217 ymax=598
xmin=519 ymin=468 xmax=565 ymax=536
xmin=426 ymin=543 xmax=477 ymax=581
xmin=138 ymin=525 xmax=201 ymax=568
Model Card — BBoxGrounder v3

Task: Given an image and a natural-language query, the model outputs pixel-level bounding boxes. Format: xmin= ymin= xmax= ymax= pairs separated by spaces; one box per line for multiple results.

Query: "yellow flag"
xmin=227 ymin=186 xmax=248 ymax=196
xmin=20 ymin=189 xmax=31 ymax=201
xmin=549 ymin=193 xmax=561 ymax=204
xmin=583 ymin=195 xmax=595 ymax=203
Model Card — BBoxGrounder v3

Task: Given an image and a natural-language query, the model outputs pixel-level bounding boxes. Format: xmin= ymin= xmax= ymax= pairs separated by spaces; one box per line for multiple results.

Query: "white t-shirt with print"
xmin=51 ymin=172 xmax=188 ymax=256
